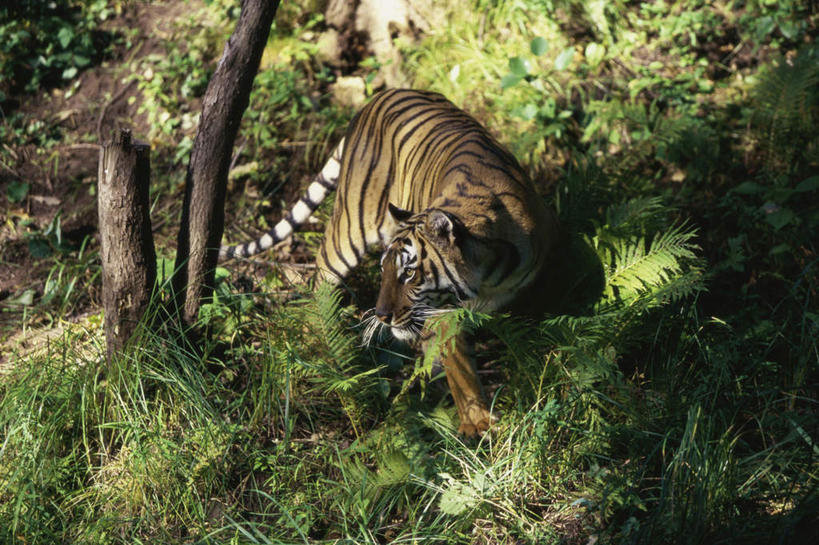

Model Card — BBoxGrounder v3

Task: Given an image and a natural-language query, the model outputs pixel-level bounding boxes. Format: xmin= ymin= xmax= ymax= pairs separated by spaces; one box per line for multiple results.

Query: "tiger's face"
xmin=370 ymin=204 xmax=479 ymax=343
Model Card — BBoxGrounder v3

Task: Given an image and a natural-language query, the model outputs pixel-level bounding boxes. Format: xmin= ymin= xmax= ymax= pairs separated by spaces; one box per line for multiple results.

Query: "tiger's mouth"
xmin=387 ymin=304 xmax=456 ymax=343
xmin=383 ymin=307 xmax=426 ymax=342
xmin=364 ymin=302 xmax=454 ymax=345
xmin=362 ymin=310 xmax=424 ymax=345
xmin=389 ymin=322 xmax=421 ymax=342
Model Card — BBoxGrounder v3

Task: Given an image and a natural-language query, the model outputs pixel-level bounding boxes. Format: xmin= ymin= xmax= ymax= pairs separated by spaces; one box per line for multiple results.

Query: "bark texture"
xmin=173 ymin=0 xmax=280 ymax=327
xmin=98 ymin=129 xmax=157 ymax=358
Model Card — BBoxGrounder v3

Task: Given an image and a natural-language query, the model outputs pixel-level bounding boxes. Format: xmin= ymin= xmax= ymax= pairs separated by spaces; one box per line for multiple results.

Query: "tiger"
xmin=220 ymin=88 xmax=559 ymax=435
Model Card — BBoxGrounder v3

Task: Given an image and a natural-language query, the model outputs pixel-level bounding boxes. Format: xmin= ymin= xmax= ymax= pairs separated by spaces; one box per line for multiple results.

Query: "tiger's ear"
xmin=426 ymin=209 xmax=458 ymax=245
xmin=388 ymin=203 xmax=414 ymax=224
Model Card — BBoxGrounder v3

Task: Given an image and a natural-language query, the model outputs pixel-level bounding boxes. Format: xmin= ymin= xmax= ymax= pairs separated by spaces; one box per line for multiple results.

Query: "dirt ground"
xmin=0 ymin=2 xmax=194 ymax=307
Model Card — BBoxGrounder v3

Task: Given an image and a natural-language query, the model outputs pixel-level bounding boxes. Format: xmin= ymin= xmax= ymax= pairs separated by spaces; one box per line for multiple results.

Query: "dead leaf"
xmin=29 ymin=195 xmax=62 ymax=206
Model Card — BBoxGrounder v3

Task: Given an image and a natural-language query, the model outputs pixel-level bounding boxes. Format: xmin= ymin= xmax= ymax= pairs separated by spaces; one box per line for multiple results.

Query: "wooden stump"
xmin=98 ymin=129 xmax=157 ymax=359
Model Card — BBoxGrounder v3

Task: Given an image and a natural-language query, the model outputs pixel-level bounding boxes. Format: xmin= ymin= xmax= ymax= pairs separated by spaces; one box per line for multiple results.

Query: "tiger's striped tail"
xmin=219 ymin=138 xmax=345 ymax=260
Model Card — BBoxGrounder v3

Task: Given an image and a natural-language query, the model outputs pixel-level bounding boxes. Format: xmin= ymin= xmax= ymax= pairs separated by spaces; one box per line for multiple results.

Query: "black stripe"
xmin=406 ymin=121 xmax=469 ymax=209
xmin=329 ymin=230 xmax=354 ymax=270
xmin=282 ymin=214 xmax=298 ymax=227
xmin=426 ymin=242 xmax=467 ymax=299
xmin=404 ymin=119 xmax=465 ymax=174
xmin=375 ymin=159 xmax=397 ymax=227
xmin=395 ymin=111 xmax=457 ymax=154
xmin=320 ymin=245 xmax=346 ymax=280
xmin=427 ymin=259 xmax=440 ymax=286
xmin=354 ymin=113 xmax=391 ymax=254
xmin=316 ymin=173 xmax=335 ymax=189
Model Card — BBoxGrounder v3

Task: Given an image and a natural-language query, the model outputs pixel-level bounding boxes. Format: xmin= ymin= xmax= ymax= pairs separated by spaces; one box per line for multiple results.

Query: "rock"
xmin=355 ymin=0 xmax=410 ymax=88
xmin=326 ymin=0 xmax=355 ymax=28
xmin=331 ymin=76 xmax=366 ymax=108
xmin=316 ymin=29 xmax=341 ymax=65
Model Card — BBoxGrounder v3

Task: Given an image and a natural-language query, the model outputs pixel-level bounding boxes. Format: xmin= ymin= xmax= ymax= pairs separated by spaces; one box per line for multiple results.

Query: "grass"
xmin=1 ymin=0 xmax=818 ymax=543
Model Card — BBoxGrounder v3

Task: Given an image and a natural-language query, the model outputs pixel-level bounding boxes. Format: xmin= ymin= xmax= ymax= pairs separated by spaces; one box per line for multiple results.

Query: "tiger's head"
xmin=368 ymin=203 xmax=481 ymax=343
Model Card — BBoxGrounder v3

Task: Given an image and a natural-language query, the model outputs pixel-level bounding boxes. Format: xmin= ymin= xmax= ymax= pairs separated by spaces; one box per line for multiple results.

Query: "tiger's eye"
xmin=401 ymin=267 xmax=416 ymax=283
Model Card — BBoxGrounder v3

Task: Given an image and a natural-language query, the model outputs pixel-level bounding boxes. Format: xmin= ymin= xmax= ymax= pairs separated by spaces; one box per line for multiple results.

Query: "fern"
xmin=512 ymin=197 xmax=705 ymax=386
xmin=396 ymin=308 xmax=490 ymax=402
xmin=604 ymin=196 xmax=665 ymax=232
xmin=294 ymin=282 xmax=381 ymax=434
xmin=751 ymin=46 xmax=819 ymax=173
xmin=597 ymin=222 xmax=700 ymax=307
xmin=555 ymin=155 xmax=612 ymax=234
xmin=310 ymin=282 xmax=359 ymax=373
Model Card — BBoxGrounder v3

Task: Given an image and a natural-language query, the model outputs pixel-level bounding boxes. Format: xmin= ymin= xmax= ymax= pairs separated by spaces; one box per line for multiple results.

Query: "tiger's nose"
xmin=375 ymin=308 xmax=392 ymax=324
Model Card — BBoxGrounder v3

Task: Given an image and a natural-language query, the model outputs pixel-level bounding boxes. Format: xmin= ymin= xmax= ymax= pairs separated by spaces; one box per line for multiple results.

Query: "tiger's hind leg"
xmin=421 ymin=322 xmax=495 ymax=436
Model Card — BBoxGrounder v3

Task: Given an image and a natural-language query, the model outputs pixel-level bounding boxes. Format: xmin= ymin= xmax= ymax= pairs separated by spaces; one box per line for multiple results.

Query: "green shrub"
xmin=0 ymin=0 xmax=118 ymax=101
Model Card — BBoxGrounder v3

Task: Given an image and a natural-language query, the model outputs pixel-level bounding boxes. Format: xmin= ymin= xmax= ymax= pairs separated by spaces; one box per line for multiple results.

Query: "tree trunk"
xmin=98 ymin=129 xmax=157 ymax=359
xmin=172 ymin=0 xmax=280 ymax=327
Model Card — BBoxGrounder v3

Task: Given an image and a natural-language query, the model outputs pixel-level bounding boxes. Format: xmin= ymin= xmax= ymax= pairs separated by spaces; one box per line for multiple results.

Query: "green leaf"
xmin=755 ymin=16 xmax=776 ymax=39
xmin=508 ymin=56 xmax=530 ymax=77
xmin=62 ymin=66 xmax=78 ymax=80
xmin=57 ymin=27 xmax=74 ymax=49
xmin=769 ymin=243 xmax=791 ymax=256
xmin=7 ymin=181 xmax=30 ymax=203
xmin=584 ymin=42 xmax=605 ymax=67
xmin=731 ymin=181 xmax=766 ymax=195
xmin=795 ymin=176 xmax=819 ymax=193
xmin=28 ymin=238 xmax=52 ymax=258
xmin=5 ymin=289 xmax=35 ymax=307
xmin=554 ymin=47 xmax=575 ymax=71
xmin=540 ymin=97 xmax=556 ymax=118
xmin=778 ymin=20 xmax=801 ymax=40
xmin=516 ymin=103 xmax=537 ymax=120
xmin=764 ymin=207 xmax=797 ymax=231
xmin=438 ymin=474 xmax=479 ymax=515
xmin=544 ymin=122 xmax=564 ymax=137
xmin=530 ymin=37 xmax=548 ymax=56
xmin=500 ymin=74 xmax=522 ymax=89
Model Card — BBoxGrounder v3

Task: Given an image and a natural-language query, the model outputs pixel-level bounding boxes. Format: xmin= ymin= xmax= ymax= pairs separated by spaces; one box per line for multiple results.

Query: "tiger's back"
xmin=318 ymin=88 xmax=557 ymax=312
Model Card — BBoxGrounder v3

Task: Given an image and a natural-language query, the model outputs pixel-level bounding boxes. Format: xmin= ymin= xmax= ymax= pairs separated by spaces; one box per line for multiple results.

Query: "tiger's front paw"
xmin=457 ymin=402 xmax=497 ymax=437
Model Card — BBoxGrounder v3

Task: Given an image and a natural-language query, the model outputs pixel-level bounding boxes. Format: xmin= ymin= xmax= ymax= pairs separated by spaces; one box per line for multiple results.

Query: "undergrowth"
xmin=0 ymin=0 xmax=120 ymax=101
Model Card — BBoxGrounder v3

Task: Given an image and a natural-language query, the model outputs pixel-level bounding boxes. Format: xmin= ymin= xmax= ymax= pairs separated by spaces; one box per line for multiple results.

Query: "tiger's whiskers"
xmin=360 ymin=310 xmax=386 ymax=346
xmin=414 ymin=303 xmax=454 ymax=320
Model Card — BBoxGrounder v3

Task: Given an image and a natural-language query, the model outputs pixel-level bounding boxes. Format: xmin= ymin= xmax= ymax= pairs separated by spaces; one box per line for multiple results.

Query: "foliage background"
xmin=0 ymin=0 xmax=817 ymax=543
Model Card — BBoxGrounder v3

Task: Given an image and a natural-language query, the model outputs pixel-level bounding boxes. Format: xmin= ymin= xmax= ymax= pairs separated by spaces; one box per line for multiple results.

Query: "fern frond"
xmin=555 ymin=155 xmax=612 ymax=234
xmin=539 ymin=313 xmax=615 ymax=349
xmin=309 ymin=282 xmax=359 ymax=370
xmin=751 ymin=48 xmax=819 ymax=171
xmin=753 ymin=53 xmax=818 ymax=133
xmin=323 ymin=366 xmax=383 ymax=394
xmin=396 ymin=308 xmax=491 ymax=401
xmin=295 ymin=282 xmax=381 ymax=432
xmin=599 ymin=223 xmax=700 ymax=306
xmin=604 ymin=196 xmax=665 ymax=231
